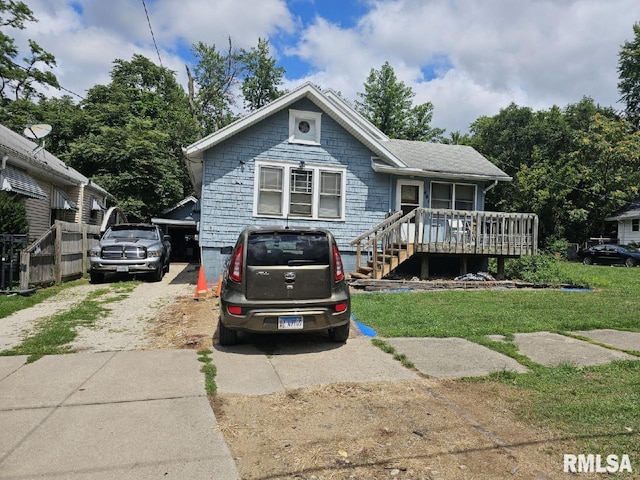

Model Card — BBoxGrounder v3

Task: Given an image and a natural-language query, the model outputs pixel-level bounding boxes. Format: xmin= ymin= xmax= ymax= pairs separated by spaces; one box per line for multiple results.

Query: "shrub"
xmin=542 ymin=235 xmax=570 ymax=259
xmin=0 ymin=192 xmax=28 ymax=234
xmin=503 ymin=254 xmax=565 ymax=285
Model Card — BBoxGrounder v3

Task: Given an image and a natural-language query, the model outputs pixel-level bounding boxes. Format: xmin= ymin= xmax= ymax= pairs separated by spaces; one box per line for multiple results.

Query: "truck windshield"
xmin=104 ymin=228 xmax=158 ymax=240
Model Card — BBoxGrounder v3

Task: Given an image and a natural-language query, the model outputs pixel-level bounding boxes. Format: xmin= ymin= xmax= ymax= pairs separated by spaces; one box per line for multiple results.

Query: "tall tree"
xmin=66 ymin=55 xmax=198 ymax=221
xmin=241 ymin=38 xmax=285 ymax=111
xmin=188 ymin=38 xmax=243 ymax=134
xmin=355 ymin=61 xmax=444 ymax=141
xmin=469 ymin=98 xmax=639 ymax=244
xmin=618 ymin=23 xmax=640 ymax=129
xmin=0 ymin=1 xmax=59 ymax=103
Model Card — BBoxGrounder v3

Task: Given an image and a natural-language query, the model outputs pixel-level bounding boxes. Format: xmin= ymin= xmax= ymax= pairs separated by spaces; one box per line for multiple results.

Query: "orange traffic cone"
xmin=194 ymin=266 xmax=209 ymax=301
xmin=214 ymin=275 xmax=223 ymax=297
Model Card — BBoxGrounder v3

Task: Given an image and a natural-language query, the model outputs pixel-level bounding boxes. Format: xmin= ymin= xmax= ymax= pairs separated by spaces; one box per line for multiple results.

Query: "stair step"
xmin=350 ymin=271 xmax=371 ymax=279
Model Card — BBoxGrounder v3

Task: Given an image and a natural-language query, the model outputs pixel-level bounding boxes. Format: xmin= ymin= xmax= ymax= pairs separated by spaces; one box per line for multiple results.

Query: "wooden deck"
xmin=350 ymin=208 xmax=539 ymax=279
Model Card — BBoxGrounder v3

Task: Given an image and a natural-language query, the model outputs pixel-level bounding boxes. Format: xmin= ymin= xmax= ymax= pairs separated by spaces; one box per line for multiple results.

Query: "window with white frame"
xmin=289 ymin=110 xmax=322 ymax=145
xmin=430 ymin=182 xmax=476 ymax=211
xmin=633 ymin=219 xmax=639 ymax=232
xmin=255 ymin=161 xmax=345 ymax=220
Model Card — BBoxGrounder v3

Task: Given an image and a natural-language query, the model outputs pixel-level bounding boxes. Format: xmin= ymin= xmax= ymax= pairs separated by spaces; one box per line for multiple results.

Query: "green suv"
xmin=218 ymin=227 xmax=351 ymax=346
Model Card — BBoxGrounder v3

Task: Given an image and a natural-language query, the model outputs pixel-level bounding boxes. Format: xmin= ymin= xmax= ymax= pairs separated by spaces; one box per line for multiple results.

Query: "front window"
xmin=431 ymin=182 xmax=476 ymax=211
xmin=290 ymin=169 xmax=313 ymax=217
xmin=255 ymin=161 xmax=345 ymax=220
xmin=257 ymin=167 xmax=283 ymax=215
xmin=632 ymin=219 xmax=639 ymax=232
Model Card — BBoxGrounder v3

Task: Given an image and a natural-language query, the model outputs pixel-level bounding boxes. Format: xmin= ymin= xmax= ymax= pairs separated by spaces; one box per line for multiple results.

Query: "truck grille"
xmin=101 ymin=245 xmax=147 ymax=260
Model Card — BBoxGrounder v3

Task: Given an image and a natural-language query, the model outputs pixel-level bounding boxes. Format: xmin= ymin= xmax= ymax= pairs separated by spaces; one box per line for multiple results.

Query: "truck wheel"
xmin=152 ymin=264 xmax=164 ymax=282
xmin=218 ymin=319 xmax=238 ymax=346
xmin=328 ymin=322 xmax=350 ymax=343
xmin=90 ymin=271 xmax=104 ymax=284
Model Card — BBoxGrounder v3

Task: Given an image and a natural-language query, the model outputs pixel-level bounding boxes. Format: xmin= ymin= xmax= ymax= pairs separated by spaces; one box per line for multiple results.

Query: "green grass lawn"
xmin=352 ymin=261 xmax=640 ymax=476
xmin=352 ymin=262 xmax=640 ymax=339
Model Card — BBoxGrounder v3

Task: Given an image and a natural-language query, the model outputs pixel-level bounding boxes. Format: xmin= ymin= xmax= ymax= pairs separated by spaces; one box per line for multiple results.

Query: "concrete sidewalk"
xmin=1 ymin=329 xmax=638 ymax=479
xmin=0 ymin=350 xmax=239 ymax=480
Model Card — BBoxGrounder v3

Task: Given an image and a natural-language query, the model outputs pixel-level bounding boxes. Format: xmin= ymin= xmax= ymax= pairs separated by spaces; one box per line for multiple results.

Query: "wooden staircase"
xmin=350 ymin=211 xmax=417 ymax=279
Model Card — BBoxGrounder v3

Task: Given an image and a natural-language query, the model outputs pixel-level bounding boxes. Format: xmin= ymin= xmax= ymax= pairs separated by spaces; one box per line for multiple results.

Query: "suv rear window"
xmin=247 ymin=232 xmax=330 ymax=266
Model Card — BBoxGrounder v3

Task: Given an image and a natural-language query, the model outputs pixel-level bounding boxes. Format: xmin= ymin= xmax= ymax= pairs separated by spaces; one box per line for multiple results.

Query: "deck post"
xmin=460 ymin=255 xmax=468 ymax=276
xmin=496 ymin=257 xmax=505 ymax=280
xmin=420 ymin=254 xmax=429 ymax=280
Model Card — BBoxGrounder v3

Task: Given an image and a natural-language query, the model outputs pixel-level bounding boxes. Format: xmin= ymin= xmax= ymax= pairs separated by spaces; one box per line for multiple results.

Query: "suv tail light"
xmin=333 ymin=245 xmax=344 ymax=282
xmin=228 ymin=245 xmax=243 ymax=283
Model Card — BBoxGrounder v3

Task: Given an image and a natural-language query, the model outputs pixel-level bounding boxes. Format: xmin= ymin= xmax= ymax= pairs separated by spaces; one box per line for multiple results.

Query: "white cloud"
xmin=7 ymin=0 xmax=640 ymax=134
xmin=285 ymin=0 xmax=639 ymax=132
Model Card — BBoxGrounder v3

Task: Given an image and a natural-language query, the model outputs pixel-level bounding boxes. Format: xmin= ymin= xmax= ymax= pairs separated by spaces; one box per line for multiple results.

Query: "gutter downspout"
xmin=483 ymin=180 xmax=498 ymax=194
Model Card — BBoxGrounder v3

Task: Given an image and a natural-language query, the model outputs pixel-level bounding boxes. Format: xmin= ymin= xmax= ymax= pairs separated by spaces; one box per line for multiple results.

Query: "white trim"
xmin=253 ymin=159 xmax=346 ymax=221
xmin=396 ymin=179 xmax=424 ymax=211
xmin=289 ymin=109 xmax=322 ymax=145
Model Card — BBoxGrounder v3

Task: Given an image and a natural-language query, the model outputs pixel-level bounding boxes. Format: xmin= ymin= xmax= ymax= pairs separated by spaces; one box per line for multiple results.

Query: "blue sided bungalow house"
xmin=184 ymin=83 xmax=538 ymax=282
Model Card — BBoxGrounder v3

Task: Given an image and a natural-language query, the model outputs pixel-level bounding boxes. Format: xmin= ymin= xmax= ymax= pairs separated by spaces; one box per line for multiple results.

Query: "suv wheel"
xmin=328 ymin=322 xmax=350 ymax=343
xmin=583 ymin=256 xmax=594 ymax=265
xmin=218 ymin=319 xmax=238 ymax=346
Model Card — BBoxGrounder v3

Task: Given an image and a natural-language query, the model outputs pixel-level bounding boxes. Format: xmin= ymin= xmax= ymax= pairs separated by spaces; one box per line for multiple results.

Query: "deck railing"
xmin=350 ymin=208 xmax=538 ymax=279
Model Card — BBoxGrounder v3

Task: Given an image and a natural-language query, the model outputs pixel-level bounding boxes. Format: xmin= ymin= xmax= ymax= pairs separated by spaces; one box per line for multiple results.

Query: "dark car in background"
xmin=578 ymin=244 xmax=640 ymax=267
xmin=218 ymin=227 xmax=351 ymax=346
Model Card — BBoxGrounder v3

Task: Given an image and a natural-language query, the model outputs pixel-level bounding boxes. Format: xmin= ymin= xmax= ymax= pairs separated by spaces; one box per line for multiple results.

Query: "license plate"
xmin=116 ymin=265 xmax=129 ymax=273
xmin=278 ymin=316 xmax=303 ymax=330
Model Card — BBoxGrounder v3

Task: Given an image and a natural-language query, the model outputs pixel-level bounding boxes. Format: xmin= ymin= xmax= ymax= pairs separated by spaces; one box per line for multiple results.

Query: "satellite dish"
xmin=24 ymin=124 xmax=52 ymax=140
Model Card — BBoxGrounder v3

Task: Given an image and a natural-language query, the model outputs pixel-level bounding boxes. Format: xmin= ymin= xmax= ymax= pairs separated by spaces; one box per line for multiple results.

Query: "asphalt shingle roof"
xmin=384 ymin=139 xmax=511 ymax=180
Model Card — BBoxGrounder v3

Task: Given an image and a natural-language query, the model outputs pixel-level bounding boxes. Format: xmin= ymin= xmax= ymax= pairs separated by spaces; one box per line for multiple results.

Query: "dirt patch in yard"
xmin=146 ymin=294 xmax=584 ymax=479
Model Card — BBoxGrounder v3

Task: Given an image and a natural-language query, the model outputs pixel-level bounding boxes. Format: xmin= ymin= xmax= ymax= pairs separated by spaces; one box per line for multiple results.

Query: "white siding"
xmin=618 ymin=219 xmax=640 ymax=244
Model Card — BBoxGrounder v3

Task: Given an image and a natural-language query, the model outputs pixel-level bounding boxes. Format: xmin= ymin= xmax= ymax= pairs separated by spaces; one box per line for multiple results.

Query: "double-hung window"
xmin=255 ymin=161 xmax=345 ymax=220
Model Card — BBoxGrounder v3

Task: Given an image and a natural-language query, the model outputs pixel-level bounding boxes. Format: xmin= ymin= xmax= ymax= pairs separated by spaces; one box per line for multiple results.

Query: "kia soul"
xmin=218 ymin=227 xmax=351 ymax=346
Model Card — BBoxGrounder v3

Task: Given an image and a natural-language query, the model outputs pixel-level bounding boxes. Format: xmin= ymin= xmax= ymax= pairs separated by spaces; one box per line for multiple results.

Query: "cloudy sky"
xmin=10 ymin=0 xmax=640 ymax=134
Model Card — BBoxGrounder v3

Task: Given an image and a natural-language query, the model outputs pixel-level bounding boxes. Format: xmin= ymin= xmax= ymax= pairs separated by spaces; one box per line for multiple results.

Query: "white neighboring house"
xmin=0 ymin=123 xmax=110 ymax=242
xmin=606 ymin=200 xmax=640 ymax=245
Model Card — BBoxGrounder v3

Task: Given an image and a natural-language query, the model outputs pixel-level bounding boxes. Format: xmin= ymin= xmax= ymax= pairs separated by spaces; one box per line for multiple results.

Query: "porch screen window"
xmin=319 ymin=172 xmax=342 ymax=218
xmin=257 ymin=166 xmax=283 ymax=215
xmin=431 ymin=183 xmax=452 ymax=209
xmin=455 ymin=185 xmax=475 ymax=211
xmin=431 ymin=182 xmax=476 ymax=210
xmin=254 ymin=161 xmax=345 ymax=221
xmin=290 ymin=169 xmax=313 ymax=217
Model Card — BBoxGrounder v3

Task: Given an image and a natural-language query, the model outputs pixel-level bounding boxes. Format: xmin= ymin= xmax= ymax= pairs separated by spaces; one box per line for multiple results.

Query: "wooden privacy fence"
xmin=20 ymin=220 xmax=101 ymax=289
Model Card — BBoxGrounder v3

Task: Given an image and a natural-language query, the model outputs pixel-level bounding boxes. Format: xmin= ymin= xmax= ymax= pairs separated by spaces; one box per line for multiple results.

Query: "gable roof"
xmin=0 ymin=123 xmax=109 ymax=196
xmin=183 ymin=82 xmax=510 ymax=193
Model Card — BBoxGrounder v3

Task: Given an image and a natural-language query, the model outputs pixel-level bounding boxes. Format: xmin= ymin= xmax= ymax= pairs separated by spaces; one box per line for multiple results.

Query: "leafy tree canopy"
xmin=241 ymin=38 xmax=285 ymax=111
xmin=0 ymin=1 xmax=59 ymax=104
xmin=65 ymin=55 xmax=198 ymax=221
xmin=618 ymin=22 xmax=640 ymax=129
xmin=470 ymin=98 xmax=639 ymax=243
xmin=355 ymin=61 xmax=444 ymax=142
